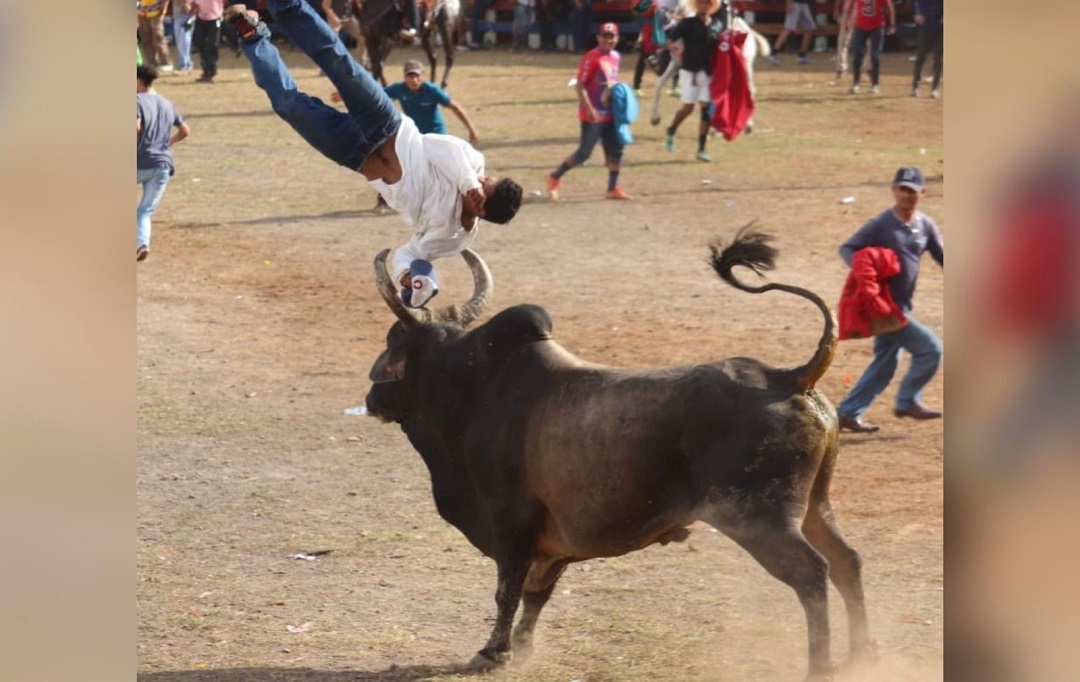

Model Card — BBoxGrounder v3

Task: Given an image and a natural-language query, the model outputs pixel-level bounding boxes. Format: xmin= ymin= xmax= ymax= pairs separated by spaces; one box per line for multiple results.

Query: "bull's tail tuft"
xmin=709 ymin=224 xmax=777 ymax=289
xmin=708 ymin=223 xmax=838 ymax=391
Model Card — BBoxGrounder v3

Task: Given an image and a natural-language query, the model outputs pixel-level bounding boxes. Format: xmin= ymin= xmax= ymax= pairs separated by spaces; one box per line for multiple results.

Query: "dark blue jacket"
xmin=913 ymin=0 xmax=943 ymax=27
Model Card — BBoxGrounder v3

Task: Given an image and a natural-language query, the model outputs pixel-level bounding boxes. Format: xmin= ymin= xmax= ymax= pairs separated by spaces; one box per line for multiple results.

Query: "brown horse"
xmin=357 ymin=0 xmax=460 ymax=88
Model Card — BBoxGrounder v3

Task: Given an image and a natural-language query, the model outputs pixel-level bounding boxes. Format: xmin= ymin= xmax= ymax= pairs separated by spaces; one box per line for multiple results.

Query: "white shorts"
xmin=678 ymin=69 xmax=711 ymax=104
xmin=784 ymin=4 xmax=818 ymax=32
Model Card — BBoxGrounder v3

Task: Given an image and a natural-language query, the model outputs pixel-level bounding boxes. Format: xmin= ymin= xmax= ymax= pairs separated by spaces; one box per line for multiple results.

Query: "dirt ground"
xmin=137 ymin=42 xmax=943 ymax=682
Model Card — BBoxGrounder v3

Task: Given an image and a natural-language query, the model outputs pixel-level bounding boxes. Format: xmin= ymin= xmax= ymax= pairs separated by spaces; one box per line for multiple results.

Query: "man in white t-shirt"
xmin=226 ymin=1 xmax=523 ymax=308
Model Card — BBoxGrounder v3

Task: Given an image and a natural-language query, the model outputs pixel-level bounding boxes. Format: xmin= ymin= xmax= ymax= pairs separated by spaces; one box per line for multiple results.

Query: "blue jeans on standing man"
xmin=836 ymin=314 xmax=943 ymax=420
xmin=850 ymin=26 xmax=884 ymax=87
xmin=172 ymin=6 xmax=195 ymax=71
xmin=137 ymin=165 xmax=171 ymax=249
xmin=238 ymin=0 xmax=401 ymax=171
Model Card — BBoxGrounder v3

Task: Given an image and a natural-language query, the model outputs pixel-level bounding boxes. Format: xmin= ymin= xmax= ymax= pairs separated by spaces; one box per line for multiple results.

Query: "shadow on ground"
xmin=139 ymin=664 xmax=471 ymax=682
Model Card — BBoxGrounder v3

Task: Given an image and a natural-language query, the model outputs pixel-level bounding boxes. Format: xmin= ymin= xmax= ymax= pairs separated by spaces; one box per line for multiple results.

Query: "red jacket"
xmin=838 ymin=246 xmax=908 ymax=340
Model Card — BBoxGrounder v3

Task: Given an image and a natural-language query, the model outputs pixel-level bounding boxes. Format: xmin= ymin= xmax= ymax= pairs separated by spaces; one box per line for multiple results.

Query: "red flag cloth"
xmin=709 ymin=29 xmax=755 ymax=142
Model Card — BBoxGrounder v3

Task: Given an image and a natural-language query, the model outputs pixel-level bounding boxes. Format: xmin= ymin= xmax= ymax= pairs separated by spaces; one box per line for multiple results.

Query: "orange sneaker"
xmin=545 ymin=174 xmax=560 ymax=201
xmin=605 ymin=187 xmax=632 ymax=200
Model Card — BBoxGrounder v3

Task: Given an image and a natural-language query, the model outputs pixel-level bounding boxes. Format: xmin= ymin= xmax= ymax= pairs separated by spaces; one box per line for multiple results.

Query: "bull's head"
xmin=364 ymin=248 xmax=493 ymax=423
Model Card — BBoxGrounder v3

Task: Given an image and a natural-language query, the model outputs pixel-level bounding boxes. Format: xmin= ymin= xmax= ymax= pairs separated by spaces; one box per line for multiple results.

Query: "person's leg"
xmin=893 ymin=316 xmax=943 ymax=411
xmin=172 ymin=10 xmax=194 ymax=71
xmin=930 ymin=26 xmax=943 ymax=92
xmin=193 ymin=19 xmax=209 ymax=77
xmin=600 ymin=122 xmax=628 ymax=196
xmin=136 ymin=167 xmax=171 ymax=250
xmin=695 ymin=99 xmax=711 ymax=160
xmin=773 ymin=28 xmax=791 ymax=54
xmin=836 ymin=332 xmax=903 ymax=420
xmin=850 ymin=28 xmax=866 ymax=88
xmin=151 ymin=13 xmax=172 ymax=67
xmin=868 ymin=26 xmax=883 ymax=86
xmin=912 ymin=25 xmax=929 ymax=92
xmin=204 ymin=20 xmax=221 ymax=79
xmin=234 ymin=12 xmax=372 ymax=168
xmin=633 ymin=47 xmax=648 ymax=90
xmin=555 ymin=121 xmax=603 ymax=175
xmin=260 ymin=0 xmax=401 ymax=161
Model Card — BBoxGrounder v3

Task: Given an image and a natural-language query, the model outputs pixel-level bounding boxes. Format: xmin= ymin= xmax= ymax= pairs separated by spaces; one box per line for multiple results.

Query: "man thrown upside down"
xmin=225 ymin=1 xmax=523 ymax=308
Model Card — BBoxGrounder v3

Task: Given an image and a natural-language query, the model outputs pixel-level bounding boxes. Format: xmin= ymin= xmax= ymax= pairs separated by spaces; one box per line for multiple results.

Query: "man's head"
xmin=479 ymin=177 xmax=523 ymax=224
xmin=597 ymin=22 xmax=619 ymax=51
xmin=137 ymin=64 xmax=158 ymax=91
xmin=891 ymin=166 xmax=926 ymax=210
xmin=403 ymin=60 xmax=425 ymax=92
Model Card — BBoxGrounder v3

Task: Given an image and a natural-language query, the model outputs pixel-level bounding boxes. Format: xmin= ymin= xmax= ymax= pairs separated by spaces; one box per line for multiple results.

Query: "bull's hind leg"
xmin=713 ymin=514 xmax=836 ymax=680
xmin=802 ymin=498 xmax=876 ymax=666
xmin=510 ymin=558 xmax=569 ymax=664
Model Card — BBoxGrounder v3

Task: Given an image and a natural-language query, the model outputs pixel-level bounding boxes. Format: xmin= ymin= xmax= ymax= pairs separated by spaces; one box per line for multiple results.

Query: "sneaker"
xmin=910 ymin=87 xmax=919 ymax=97
xmin=930 ymin=89 xmax=940 ymax=99
xmin=605 ymin=187 xmax=632 ymax=200
xmin=667 ymin=86 xmax=680 ymax=97
xmin=196 ymin=74 xmax=215 ymax=83
xmin=870 ymin=84 xmax=880 ymax=94
xmin=223 ymin=5 xmax=262 ymax=42
xmin=399 ymin=28 xmax=418 ymax=42
xmin=767 ymin=54 xmax=778 ymax=65
xmin=159 ymin=64 xmax=174 ymax=73
xmin=796 ymin=55 xmax=809 ymax=65
xmin=545 ymin=174 xmax=560 ymax=201
xmin=664 ymin=136 xmax=675 ymax=152
xmin=633 ymin=88 xmax=643 ymax=97
xmin=404 ymin=259 xmax=439 ymax=308
xmin=136 ymin=245 xmax=149 ymax=262
xmin=696 ymin=150 xmax=712 ymax=162
xmin=849 ymin=84 xmax=861 ymax=94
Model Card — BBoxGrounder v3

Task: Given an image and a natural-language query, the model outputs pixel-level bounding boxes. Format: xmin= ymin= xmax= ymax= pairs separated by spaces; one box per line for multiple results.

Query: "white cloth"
xmin=368 ymin=116 xmax=486 ymax=280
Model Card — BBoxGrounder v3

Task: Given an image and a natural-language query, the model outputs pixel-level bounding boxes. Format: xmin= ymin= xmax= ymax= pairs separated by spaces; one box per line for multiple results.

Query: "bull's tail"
xmin=708 ymin=224 xmax=837 ymax=391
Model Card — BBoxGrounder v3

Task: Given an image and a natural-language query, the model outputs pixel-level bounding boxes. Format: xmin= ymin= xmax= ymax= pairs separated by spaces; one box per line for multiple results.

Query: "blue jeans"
xmin=837 ymin=314 xmax=943 ymax=419
xmin=137 ymin=165 xmax=171 ymax=248
xmin=172 ymin=9 xmax=195 ymax=71
xmin=850 ymin=26 xmax=884 ymax=86
xmin=242 ymin=0 xmax=401 ymax=170
xmin=571 ymin=121 xmax=623 ymax=167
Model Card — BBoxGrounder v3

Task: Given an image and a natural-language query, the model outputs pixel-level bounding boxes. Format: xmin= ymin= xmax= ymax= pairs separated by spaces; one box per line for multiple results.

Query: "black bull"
xmin=364 ymin=230 xmax=875 ymax=679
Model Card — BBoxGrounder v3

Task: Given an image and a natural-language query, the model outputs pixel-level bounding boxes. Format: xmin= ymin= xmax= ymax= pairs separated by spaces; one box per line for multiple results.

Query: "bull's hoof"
xmin=845 ymin=639 xmax=880 ymax=669
xmin=804 ymin=660 xmax=840 ymax=681
xmin=466 ymin=649 xmax=510 ymax=672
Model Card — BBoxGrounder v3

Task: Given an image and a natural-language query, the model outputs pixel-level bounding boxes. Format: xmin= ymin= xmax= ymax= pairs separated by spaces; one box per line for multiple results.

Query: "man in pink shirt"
xmin=545 ymin=22 xmax=631 ymax=201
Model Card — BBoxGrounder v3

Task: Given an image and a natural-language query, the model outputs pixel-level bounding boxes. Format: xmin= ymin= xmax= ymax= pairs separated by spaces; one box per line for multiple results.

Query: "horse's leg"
xmin=650 ymin=56 xmax=678 ymax=126
xmin=439 ymin=11 xmax=454 ymax=88
xmin=365 ymin=35 xmax=385 ymax=86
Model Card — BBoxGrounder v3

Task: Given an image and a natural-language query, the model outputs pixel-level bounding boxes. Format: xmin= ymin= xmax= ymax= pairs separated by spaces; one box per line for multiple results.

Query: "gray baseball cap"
xmin=892 ymin=166 xmax=925 ymax=191
xmin=403 ymin=60 xmax=424 ymax=76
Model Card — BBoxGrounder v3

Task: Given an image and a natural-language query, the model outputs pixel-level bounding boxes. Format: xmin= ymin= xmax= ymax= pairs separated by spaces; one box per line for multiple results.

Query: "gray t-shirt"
xmin=137 ymin=92 xmax=184 ymax=173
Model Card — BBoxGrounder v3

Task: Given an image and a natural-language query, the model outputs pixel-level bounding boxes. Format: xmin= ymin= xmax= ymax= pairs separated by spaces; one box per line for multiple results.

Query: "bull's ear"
xmin=369 ymin=349 xmax=407 ymax=383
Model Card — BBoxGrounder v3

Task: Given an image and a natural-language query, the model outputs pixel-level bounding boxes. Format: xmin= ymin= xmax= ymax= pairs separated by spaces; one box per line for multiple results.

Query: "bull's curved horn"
xmin=373 ymin=249 xmax=431 ymax=327
xmin=456 ymin=249 xmax=493 ymax=327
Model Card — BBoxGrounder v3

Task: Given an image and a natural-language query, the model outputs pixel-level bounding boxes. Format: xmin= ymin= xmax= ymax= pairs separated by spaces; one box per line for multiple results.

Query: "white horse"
xmin=649 ymin=16 xmax=769 ymax=133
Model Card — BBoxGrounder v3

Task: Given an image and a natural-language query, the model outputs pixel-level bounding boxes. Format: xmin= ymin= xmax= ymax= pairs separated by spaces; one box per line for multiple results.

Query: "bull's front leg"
xmin=467 ymin=533 xmax=534 ymax=670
